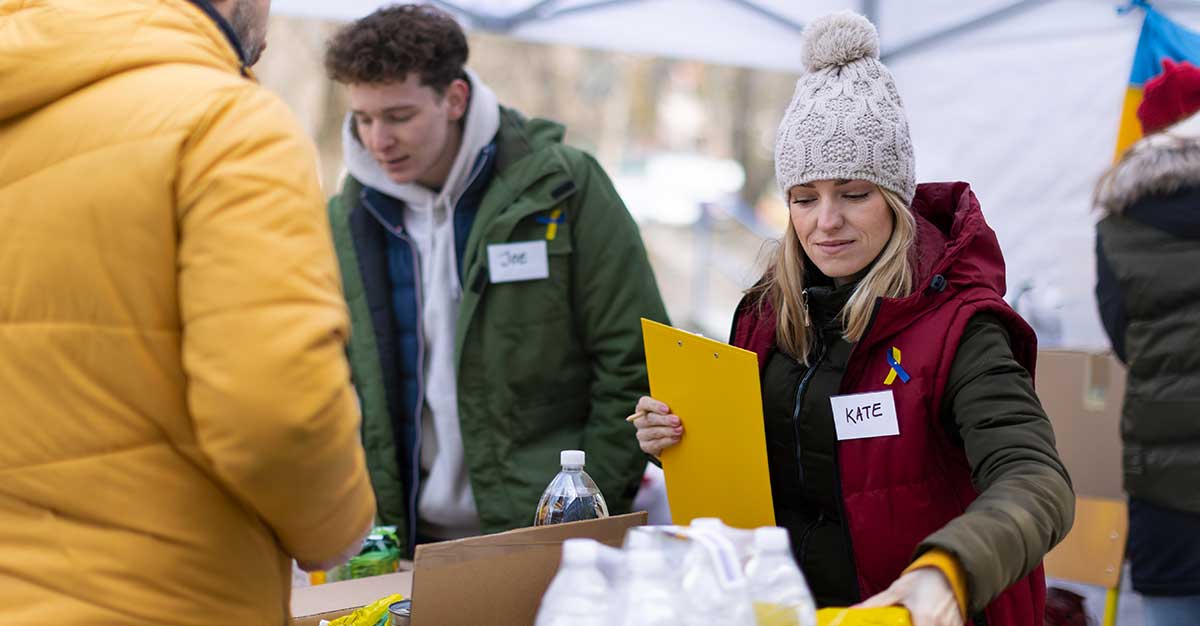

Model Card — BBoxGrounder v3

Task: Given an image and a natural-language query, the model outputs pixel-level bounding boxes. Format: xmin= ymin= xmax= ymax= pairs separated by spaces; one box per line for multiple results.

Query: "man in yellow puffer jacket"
xmin=0 ymin=1 xmax=377 ymax=624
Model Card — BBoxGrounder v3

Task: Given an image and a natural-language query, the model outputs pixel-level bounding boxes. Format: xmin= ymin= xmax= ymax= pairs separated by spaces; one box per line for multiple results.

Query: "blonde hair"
xmin=751 ymin=186 xmax=916 ymax=362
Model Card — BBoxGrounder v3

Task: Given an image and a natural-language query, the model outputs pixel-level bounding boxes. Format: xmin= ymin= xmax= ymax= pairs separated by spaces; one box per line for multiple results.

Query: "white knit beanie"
xmin=774 ymin=11 xmax=916 ymax=205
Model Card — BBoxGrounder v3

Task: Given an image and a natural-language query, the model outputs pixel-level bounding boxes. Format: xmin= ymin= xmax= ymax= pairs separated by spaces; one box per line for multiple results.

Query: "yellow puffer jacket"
xmin=0 ymin=1 xmax=376 ymax=624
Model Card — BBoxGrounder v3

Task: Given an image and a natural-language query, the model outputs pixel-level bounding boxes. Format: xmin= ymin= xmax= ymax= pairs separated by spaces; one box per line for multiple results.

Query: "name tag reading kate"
xmin=830 ymin=390 xmax=900 ymax=441
xmin=487 ymin=241 xmax=549 ymax=283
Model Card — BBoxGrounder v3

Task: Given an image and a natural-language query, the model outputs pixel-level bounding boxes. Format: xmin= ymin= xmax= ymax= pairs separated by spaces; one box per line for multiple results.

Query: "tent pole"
xmin=862 ymin=0 xmax=880 ymax=27
xmin=495 ymin=0 xmax=563 ymax=29
xmin=722 ymin=0 xmax=805 ymax=33
xmin=434 ymin=0 xmax=567 ymax=31
xmin=532 ymin=0 xmax=647 ymax=24
xmin=469 ymin=0 xmax=806 ymax=36
xmin=881 ymin=0 xmax=1052 ymax=62
xmin=431 ymin=1 xmax=509 ymax=30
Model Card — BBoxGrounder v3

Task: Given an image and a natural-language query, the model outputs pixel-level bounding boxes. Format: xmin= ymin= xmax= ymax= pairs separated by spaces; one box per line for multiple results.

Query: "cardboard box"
xmin=289 ymin=512 xmax=646 ymax=626
xmin=291 ymin=569 xmax=412 ymax=626
xmin=1034 ymin=350 xmax=1125 ymax=500
xmin=410 ymin=512 xmax=646 ymax=626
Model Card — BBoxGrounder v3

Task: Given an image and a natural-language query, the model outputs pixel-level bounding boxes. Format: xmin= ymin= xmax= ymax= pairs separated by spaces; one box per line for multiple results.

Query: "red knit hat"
xmin=1137 ymin=58 xmax=1200 ymax=135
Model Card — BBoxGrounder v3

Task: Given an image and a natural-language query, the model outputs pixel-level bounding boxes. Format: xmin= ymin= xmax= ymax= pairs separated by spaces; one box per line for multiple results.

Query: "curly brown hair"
xmin=324 ymin=3 xmax=468 ymax=93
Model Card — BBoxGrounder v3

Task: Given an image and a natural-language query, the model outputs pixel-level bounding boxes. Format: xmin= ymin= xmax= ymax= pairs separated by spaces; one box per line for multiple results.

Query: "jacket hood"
xmin=909 ymin=181 xmax=1007 ymax=298
xmin=0 ymin=0 xmax=242 ymax=123
xmin=1096 ymin=110 xmax=1200 ymax=215
xmin=859 ymin=181 xmax=1009 ymax=345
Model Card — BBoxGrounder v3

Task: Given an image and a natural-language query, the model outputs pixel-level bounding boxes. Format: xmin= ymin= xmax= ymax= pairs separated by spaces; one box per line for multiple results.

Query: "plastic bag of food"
xmin=327 ymin=527 xmax=402 ymax=582
xmin=321 ymin=593 xmax=405 ymax=626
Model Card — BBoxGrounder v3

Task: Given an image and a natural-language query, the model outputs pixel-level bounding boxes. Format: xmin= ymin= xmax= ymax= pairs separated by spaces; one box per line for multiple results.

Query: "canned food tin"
xmin=387 ymin=599 xmax=412 ymax=626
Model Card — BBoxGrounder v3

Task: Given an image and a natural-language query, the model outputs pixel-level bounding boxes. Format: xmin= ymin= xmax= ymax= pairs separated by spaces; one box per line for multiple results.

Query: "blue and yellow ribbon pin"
xmin=536 ymin=208 xmax=565 ymax=241
xmin=884 ymin=346 xmax=911 ymax=385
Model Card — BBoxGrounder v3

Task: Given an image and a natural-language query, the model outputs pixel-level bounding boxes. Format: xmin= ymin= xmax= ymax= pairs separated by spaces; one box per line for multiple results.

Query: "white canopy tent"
xmin=272 ymin=0 xmax=1200 ymax=348
xmin=269 ymin=0 xmax=1100 ymax=72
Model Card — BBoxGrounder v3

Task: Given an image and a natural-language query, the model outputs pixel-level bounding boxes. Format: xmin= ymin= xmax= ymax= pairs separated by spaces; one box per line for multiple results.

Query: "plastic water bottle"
xmin=679 ymin=521 xmax=755 ymax=626
xmin=534 ymin=539 xmax=611 ymax=626
xmin=612 ymin=549 xmax=682 ymax=626
xmin=534 ymin=450 xmax=609 ymax=526
xmin=745 ymin=527 xmax=817 ymax=626
xmin=692 ymin=517 xmax=756 ymax=565
xmin=612 ymin=528 xmax=669 ymax=598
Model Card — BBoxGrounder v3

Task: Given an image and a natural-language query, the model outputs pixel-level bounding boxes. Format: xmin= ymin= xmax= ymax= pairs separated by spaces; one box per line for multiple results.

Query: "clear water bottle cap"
xmin=560 ymin=450 xmax=585 ymax=467
xmin=754 ymin=526 xmax=791 ymax=552
xmin=561 ymin=538 xmax=599 ymax=565
xmin=691 ymin=517 xmax=725 ymax=532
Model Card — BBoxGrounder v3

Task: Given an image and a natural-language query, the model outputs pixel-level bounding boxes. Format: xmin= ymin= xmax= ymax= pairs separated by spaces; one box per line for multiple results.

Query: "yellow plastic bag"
xmin=325 ymin=593 xmax=405 ymax=626
xmin=816 ymin=606 xmax=913 ymax=626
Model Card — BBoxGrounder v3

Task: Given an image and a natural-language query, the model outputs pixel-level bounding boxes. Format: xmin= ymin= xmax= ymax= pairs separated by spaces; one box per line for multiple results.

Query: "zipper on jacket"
xmin=831 ymin=297 xmax=883 ymax=602
xmin=398 ymin=228 xmax=425 ymax=555
xmin=795 ymin=510 xmax=826 ymax=569
xmin=363 ymin=192 xmax=426 ymax=554
xmin=449 ymin=148 xmax=493 ymax=296
xmin=790 ymin=291 xmax=830 ymax=572
xmin=790 ymin=321 xmax=828 ymax=490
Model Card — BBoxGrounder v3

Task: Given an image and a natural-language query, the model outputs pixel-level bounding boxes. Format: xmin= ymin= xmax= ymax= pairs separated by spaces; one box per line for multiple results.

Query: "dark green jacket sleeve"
xmin=917 ymin=314 xmax=1075 ymax=614
xmin=565 ymin=151 xmax=670 ymax=513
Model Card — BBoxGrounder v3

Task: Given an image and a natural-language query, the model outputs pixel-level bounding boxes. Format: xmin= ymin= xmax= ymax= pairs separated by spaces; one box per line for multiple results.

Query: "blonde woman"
xmin=631 ymin=12 xmax=1073 ymax=626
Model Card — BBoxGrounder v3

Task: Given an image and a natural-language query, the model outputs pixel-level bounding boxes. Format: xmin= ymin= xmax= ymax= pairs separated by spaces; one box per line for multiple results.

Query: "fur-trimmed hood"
xmin=1097 ymin=110 xmax=1200 ymax=214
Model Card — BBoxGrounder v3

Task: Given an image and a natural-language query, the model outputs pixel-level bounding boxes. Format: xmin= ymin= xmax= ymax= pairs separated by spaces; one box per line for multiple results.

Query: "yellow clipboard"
xmin=641 ymin=318 xmax=774 ymax=529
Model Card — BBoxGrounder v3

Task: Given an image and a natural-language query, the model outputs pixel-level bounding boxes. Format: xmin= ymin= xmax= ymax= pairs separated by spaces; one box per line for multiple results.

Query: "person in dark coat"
xmin=1095 ymin=58 xmax=1200 ymax=626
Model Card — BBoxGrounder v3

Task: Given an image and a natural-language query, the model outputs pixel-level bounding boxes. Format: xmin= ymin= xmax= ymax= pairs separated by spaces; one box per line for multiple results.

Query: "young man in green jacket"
xmin=323 ymin=3 xmax=668 ymax=554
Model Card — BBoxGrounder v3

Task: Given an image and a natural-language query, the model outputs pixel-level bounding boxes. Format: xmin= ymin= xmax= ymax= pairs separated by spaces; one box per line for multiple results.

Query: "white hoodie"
xmin=343 ymin=69 xmax=501 ymax=540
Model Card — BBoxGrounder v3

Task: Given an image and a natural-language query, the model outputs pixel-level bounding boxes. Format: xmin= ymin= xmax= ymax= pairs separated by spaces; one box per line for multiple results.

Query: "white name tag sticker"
xmin=488 ymin=241 xmax=550 ymax=284
xmin=830 ymin=390 xmax=900 ymax=441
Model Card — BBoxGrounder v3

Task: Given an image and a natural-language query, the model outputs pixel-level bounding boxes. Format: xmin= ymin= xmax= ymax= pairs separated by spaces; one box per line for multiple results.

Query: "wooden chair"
xmin=1044 ymin=496 xmax=1128 ymax=626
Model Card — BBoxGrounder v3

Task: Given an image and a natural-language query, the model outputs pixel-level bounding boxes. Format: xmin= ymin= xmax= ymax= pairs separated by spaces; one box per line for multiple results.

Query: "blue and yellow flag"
xmin=1116 ymin=2 xmax=1200 ymax=158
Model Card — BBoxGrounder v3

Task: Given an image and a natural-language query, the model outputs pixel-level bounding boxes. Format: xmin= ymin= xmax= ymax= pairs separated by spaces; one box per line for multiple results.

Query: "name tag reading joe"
xmin=829 ymin=389 xmax=900 ymax=441
xmin=487 ymin=241 xmax=549 ymax=283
